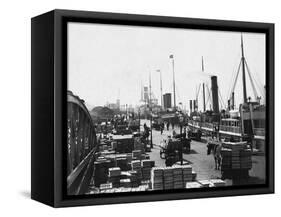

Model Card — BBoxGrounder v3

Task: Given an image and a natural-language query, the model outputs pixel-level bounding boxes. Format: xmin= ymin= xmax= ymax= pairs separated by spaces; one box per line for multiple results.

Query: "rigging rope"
xmin=175 ymin=85 xmax=181 ymax=104
xmin=245 ymin=59 xmax=265 ymax=99
xmin=205 ymin=83 xmax=212 ymax=110
xmin=229 ymin=59 xmax=242 ymax=99
xmin=244 ymin=60 xmax=258 ymax=99
xmin=196 ymin=83 xmax=201 ymax=100
xmin=227 ymin=58 xmax=239 ymax=99
xmin=218 ymin=88 xmax=226 ymax=109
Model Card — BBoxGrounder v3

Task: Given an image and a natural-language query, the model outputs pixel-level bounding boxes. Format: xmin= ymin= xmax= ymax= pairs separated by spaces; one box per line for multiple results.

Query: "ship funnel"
xmin=193 ymin=100 xmax=197 ymax=112
xmin=211 ymin=76 xmax=219 ymax=115
xmin=231 ymin=92 xmax=235 ymax=110
xmin=228 ymin=99 xmax=231 ymax=110
xmin=189 ymin=100 xmax=193 ymax=113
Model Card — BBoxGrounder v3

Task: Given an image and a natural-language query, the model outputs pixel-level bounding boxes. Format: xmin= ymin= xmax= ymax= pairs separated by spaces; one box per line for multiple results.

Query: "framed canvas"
xmin=31 ymin=9 xmax=274 ymax=207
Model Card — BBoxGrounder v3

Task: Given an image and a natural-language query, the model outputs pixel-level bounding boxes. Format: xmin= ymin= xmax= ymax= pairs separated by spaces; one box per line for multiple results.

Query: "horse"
xmin=207 ymin=141 xmax=222 ymax=170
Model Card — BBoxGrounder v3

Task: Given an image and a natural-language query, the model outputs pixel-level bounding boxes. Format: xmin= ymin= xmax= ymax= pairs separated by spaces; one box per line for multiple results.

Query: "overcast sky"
xmin=67 ymin=22 xmax=265 ymax=111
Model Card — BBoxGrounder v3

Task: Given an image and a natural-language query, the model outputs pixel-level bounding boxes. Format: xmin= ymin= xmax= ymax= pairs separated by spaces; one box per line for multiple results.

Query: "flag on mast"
xmin=169 ymin=54 xmax=174 ymax=58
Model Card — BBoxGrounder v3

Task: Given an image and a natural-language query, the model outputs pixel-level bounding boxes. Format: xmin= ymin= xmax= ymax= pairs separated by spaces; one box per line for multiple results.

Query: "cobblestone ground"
xmin=141 ymin=119 xmax=266 ymax=186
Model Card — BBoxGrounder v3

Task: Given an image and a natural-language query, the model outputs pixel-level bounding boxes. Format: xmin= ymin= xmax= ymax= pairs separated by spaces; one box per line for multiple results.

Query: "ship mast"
xmin=241 ymin=35 xmax=248 ymax=104
xmin=202 ymin=56 xmax=206 ymax=112
xmin=228 ymin=34 xmax=262 ymax=109
xmin=149 ymin=71 xmax=153 ymax=148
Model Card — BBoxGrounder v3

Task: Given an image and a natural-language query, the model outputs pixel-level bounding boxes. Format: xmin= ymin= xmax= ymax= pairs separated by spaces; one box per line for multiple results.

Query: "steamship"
xmin=188 ymin=35 xmax=265 ymax=152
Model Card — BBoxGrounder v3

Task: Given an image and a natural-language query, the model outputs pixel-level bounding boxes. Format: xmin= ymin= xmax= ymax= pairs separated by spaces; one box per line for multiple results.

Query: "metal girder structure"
xmin=67 ymin=91 xmax=97 ymax=195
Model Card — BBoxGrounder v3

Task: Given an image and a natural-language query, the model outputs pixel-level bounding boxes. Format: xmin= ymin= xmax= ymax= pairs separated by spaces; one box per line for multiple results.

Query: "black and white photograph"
xmin=66 ymin=22 xmax=266 ymax=196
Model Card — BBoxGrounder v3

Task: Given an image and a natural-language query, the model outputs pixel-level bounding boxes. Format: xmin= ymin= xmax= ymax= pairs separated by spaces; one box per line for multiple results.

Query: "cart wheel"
xmin=160 ymin=151 xmax=165 ymax=159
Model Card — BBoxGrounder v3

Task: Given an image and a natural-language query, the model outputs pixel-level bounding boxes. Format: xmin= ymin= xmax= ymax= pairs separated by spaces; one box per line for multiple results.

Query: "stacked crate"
xmin=220 ymin=148 xmax=232 ymax=170
xmin=221 ymin=142 xmax=252 ymax=177
xmin=141 ymin=160 xmax=154 ymax=180
xmin=182 ymin=165 xmax=193 ymax=183
xmin=100 ymin=183 xmax=112 ymax=191
xmin=94 ymin=159 xmax=114 ymax=187
xmin=141 ymin=153 xmax=147 ymax=160
xmin=134 ymin=138 xmax=145 ymax=154
xmin=132 ymin=150 xmax=142 ymax=160
xmin=240 ymin=148 xmax=252 ymax=169
xmin=113 ymin=135 xmax=134 ymax=153
xmin=120 ymin=179 xmax=132 ymax=188
xmin=151 ymin=167 xmax=164 ymax=190
xmin=108 ymin=167 xmax=121 ymax=188
xmin=131 ymin=160 xmax=142 ymax=180
xmin=128 ymin=170 xmax=139 ymax=187
xmin=172 ymin=166 xmax=184 ymax=189
xmin=141 ymin=180 xmax=150 ymax=186
xmin=120 ymin=171 xmax=130 ymax=179
xmin=99 ymin=150 xmax=116 ymax=157
xmin=231 ymin=144 xmax=243 ymax=169
xmin=151 ymin=165 xmax=196 ymax=190
xmin=127 ymin=153 xmax=133 ymax=164
xmin=116 ymin=157 xmax=129 ymax=171
xmin=163 ymin=167 xmax=174 ymax=190
xmin=108 ymin=167 xmax=121 ymax=176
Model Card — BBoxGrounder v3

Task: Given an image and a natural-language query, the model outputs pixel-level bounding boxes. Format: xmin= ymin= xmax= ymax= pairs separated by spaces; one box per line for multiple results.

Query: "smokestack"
xmin=228 ymin=99 xmax=231 ymax=111
xmin=189 ymin=100 xmax=193 ymax=113
xmin=211 ymin=76 xmax=219 ymax=114
xmin=231 ymin=92 xmax=235 ymax=110
xmin=193 ymin=100 xmax=197 ymax=112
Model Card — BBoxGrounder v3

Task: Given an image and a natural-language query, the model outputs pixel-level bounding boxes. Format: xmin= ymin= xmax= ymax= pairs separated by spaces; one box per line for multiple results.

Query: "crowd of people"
xmin=158 ymin=120 xmax=187 ymax=137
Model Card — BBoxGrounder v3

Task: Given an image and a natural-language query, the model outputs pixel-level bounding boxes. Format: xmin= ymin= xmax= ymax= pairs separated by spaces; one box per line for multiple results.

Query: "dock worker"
xmin=143 ymin=123 xmax=150 ymax=139
xmin=160 ymin=122 xmax=164 ymax=135
xmin=172 ymin=130 xmax=177 ymax=138
xmin=167 ymin=121 xmax=170 ymax=131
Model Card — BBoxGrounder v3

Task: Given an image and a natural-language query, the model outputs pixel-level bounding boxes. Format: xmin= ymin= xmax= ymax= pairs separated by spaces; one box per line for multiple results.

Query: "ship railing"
xmin=189 ymin=120 xmax=200 ymax=127
xmin=220 ymin=125 xmax=241 ymax=134
xmin=254 ymin=128 xmax=265 ymax=136
xmin=191 ymin=120 xmax=199 ymax=127
xmin=201 ymin=122 xmax=214 ymax=129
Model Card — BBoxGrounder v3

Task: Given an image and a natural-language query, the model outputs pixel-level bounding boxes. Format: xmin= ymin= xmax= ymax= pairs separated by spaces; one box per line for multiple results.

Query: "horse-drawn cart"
xmin=207 ymin=139 xmax=253 ymax=180
xmin=188 ymin=129 xmax=202 ymax=141
xmin=172 ymin=133 xmax=191 ymax=153
xmin=160 ymin=138 xmax=191 ymax=166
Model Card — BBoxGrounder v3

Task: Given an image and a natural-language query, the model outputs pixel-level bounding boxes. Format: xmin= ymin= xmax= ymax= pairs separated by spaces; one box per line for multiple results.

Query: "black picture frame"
xmin=31 ymin=9 xmax=274 ymax=207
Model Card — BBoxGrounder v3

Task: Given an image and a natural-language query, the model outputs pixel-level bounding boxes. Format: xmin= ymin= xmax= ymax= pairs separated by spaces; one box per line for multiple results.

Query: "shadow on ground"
xmin=232 ymin=176 xmax=266 ymax=185
xmin=187 ymin=149 xmax=198 ymax=154
xmin=252 ymin=160 xmax=259 ymax=164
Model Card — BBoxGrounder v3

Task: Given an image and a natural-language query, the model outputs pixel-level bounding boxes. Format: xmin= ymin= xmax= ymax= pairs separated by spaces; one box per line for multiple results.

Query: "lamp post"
xmin=149 ymin=71 xmax=153 ymax=148
xmin=150 ymin=107 xmax=153 ymax=148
